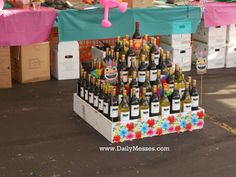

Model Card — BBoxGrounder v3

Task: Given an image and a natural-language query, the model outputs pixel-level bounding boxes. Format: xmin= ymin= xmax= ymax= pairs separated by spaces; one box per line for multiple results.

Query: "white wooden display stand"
xmin=73 ymin=94 xmax=205 ymax=143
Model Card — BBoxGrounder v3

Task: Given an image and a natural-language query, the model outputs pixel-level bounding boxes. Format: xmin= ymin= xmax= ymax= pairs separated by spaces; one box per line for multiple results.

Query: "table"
xmin=56 ymin=6 xmax=202 ymax=42
xmin=190 ymin=2 xmax=236 ymax=27
xmin=0 ymin=8 xmax=57 ymax=46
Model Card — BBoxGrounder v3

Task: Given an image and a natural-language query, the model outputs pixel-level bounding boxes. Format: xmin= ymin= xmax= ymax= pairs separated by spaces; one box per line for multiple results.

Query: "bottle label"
xmin=89 ymin=92 xmax=94 ymax=104
xmin=110 ymin=106 xmax=119 ymax=118
xmin=118 ymin=94 xmax=123 ymax=104
xmin=103 ymin=102 xmax=109 ymax=114
xmin=120 ymin=111 xmax=130 ymax=122
xmin=98 ymin=99 xmax=104 ymax=111
xmin=172 ymin=99 xmax=180 ymax=111
xmin=131 ymin=88 xmax=140 ymax=99
xmin=138 ymin=71 xmax=146 ymax=83
xmin=94 ymin=96 xmax=99 ymax=107
xmin=191 ymin=96 xmax=199 ymax=108
xmin=85 ymin=90 xmax=88 ymax=101
xmin=179 ymin=88 xmax=185 ymax=98
xmin=131 ymin=104 xmax=139 ymax=117
xmin=161 ymin=106 xmax=170 ymax=116
xmin=122 ymin=71 xmax=128 ymax=83
xmin=80 ymin=87 xmax=84 ymax=98
xmin=145 ymin=61 xmax=149 ymax=66
xmin=127 ymin=56 xmax=134 ymax=68
xmin=169 ymin=84 xmax=174 ymax=94
xmin=146 ymin=92 xmax=152 ymax=102
xmin=151 ymin=102 xmax=160 ymax=114
xmin=154 ymin=54 xmax=159 ymax=66
xmin=150 ymin=70 xmax=157 ymax=81
xmin=141 ymin=109 xmax=150 ymax=119
xmin=183 ymin=103 xmax=192 ymax=112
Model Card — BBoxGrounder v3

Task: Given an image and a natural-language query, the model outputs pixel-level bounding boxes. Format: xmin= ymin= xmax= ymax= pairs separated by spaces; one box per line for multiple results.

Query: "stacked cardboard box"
xmin=226 ymin=24 xmax=236 ymax=68
xmin=10 ymin=42 xmax=50 ymax=84
xmin=52 ymin=41 xmax=80 ymax=80
xmin=192 ymin=20 xmax=226 ymax=69
xmin=160 ymin=34 xmax=192 ymax=71
xmin=0 ymin=47 xmax=12 ymax=88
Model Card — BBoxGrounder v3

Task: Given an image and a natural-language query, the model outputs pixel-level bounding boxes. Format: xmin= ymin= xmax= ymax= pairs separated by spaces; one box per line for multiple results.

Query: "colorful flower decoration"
xmin=175 ymin=125 xmax=181 ymax=133
xmin=141 ymin=123 xmax=149 ymax=134
xmin=156 ymin=128 xmax=163 ymax=136
xmin=113 ymin=135 xmax=121 ymax=143
xmin=147 ymin=119 xmax=155 ymax=128
xmin=126 ymin=122 xmax=134 ymax=131
xmin=186 ymin=123 xmax=192 ymax=131
xmin=168 ymin=115 xmax=175 ymax=124
xmin=197 ymin=120 xmax=204 ymax=127
xmin=168 ymin=126 xmax=174 ymax=133
xmin=126 ymin=133 xmax=135 ymax=140
xmin=147 ymin=129 xmax=154 ymax=136
xmin=161 ymin=120 xmax=170 ymax=130
xmin=180 ymin=119 xmax=187 ymax=128
xmin=135 ymin=131 xmax=142 ymax=139
xmin=197 ymin=111 xmax=204 ymax=119
xmin=119 ymin=127 xmax=128 ymax=138
xmin=191 ymin=115 xmax=199 ymax=125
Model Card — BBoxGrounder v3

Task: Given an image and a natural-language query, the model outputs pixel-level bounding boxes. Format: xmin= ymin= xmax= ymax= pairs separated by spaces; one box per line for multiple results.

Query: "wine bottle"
xmin=174 ymin=64 xmax=180 ymax=82
xmin=89 ymin=77 xmax=95 ymax=105
xmin=120 ymin=39 xmax=127 ymax=58
xmin=98 ymin=82 xmax=105 ymax=113
xmin=81 ymin=71 xmax=87 ymax=99
xmin=110 ymin=88 xmax=119 ymax=122
xmin=119 ymin=90 xmax=130 ymax=122
xmin=138 ymin=54 xmax=147 ymax=86
xmin=130 ymin=87 xmax=140 ymax=120
xmin=93 ymin=79 xmax=100 ymax=109
xmin=149 ymin=53 xmax=157 ymax=85
xmin=126 ymin=40 xmax=136 ymax=68
xmin=149 ymin=38 xmax=159 ymax=66
xmin=130 ymin=71 xmax=139 ymax=99
xmin=140 ymin=87 xmax=150 ymax=119
xmin=133 ymin=21 xmax=142 ymax=40
xmin=85 ymin=73 xmax=91 ymax=102
xmin=167 ymin=68 xmax=175 ymax=95
xmin=160 ymin=88 xmax=170 ymax=116
xmin=128 ymin=57 xmax=138 ymax=83
xmin=191 ymin=80 xmax=199 ymax=111
xmin=120 ymin=54 xmax=128 ymax=84
xmin=115 ymin=36 xmax=122 ymax=53
xmin=143 ymin=34 xmax=149 ymax=45
xmin=150 ymin=85 xmax=160 ymax=117
xmin=165 ymin=51 xmax=172 ymax=68
xmin=171 ymin=83 xmax=181 ymax=113
xmin=91 ymin=58 xmax=97 ymax=72
xmin=178 ymin=71 xmax=185 ymax=99
xmin=160 ymin=53 xmax=168 ymax=78
xmin=103 ymin=85 xmax=111 ymax=117
xmin=117 ymin=73 xmax=125 ymax=104
xmin=181 ymin=82 xmax=192 ymax=112
xmin=156 ymin=69 xmax=163 ymax=97
xmin=157 ymin=49 xmax=164 ymax=70
xmin=188 ymin=76 xmax=192 ymax=92
xmin=104 ymin=48 xmax=110 ymax=62
xmin=78 ymin=68 xmax=84 ymax=97
xmin=143 ymin=71 xmax=152 ymax=102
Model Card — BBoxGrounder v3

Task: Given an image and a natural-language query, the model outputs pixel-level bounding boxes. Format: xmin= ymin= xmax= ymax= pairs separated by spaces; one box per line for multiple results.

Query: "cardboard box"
xmin=193 ymin=20 xmax=226 ymax=46
xmin=11 ymin=42 xmax=50 ymax=84
xmin=161 ymin=43 xmax=192 ymax=72
xmin=0 ymin=47 xmax=12 ymax=88
xmin=192 ymin=41 xmax=225 ymax=69
xmin=122 ymin=0 xmax=153 ymax=8
xmin=225 ymin=44 xmax=236 ymax=68
xmin=160 ymin=34 xmax=191 ymax=48
xmin=52 ymin=41 xmax=80 ymax=80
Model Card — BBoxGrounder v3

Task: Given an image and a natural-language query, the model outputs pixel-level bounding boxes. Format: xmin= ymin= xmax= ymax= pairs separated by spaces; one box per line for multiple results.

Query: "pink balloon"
xmin=100 ymin=0 xmax=128 ymax=28
xmin=0 ymin=0 xmax=4 ymax=10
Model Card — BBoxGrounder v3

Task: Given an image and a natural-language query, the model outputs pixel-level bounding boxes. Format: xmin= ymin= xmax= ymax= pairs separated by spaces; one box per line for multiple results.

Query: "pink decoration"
xmin=0 ymin=0 xmax=4 ymax=11
xmin=0 ymin=8 xmax=57 ymax=46
xmin=99 ymin=0 xmax=128 ymax=28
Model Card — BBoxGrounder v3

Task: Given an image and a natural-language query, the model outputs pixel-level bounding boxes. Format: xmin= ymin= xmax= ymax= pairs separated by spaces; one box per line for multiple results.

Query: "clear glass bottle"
xmin=181 ymin=82 xmax=192 ymax=113
xmin=143 ymin=71 xmax=152 ymax=102
xmin=171 ymin=82 xmax=181 ymax=114
xmin=149 ymin=53 xmax=157 ymax=85
xmin=119 ymin=90 xmax=130 ymax=122
xmin=160 ymin=87 xmax=170 ymax=117
xmin=110 ymin=88 xmax=119 ymax=122
xmin=191 ymin=80 xmax=199 ymax=111
xmin=139 ymin=87 xmax=150 ymax=119
xmin=138 ymin=54 xmax=147 ymax=86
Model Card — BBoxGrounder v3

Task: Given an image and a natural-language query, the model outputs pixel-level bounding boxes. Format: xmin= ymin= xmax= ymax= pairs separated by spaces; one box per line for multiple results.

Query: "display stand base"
xmin=73 ymin=94 xmax=205 ymax=143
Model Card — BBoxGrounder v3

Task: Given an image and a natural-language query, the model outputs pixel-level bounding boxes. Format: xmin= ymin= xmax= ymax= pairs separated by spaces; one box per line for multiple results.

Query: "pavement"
xmin=0 ymin=68 xmax=236 ymax=177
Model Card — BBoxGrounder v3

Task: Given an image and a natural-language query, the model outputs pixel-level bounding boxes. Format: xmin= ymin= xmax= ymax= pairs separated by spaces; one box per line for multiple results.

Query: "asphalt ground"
xmin=0 ymin=68 xmax=235 ymax=177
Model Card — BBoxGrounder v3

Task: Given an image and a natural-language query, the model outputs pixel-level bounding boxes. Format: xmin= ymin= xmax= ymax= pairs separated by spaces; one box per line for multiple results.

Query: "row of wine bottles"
xmin=77 ymin=68 xmax=199 ymax=122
